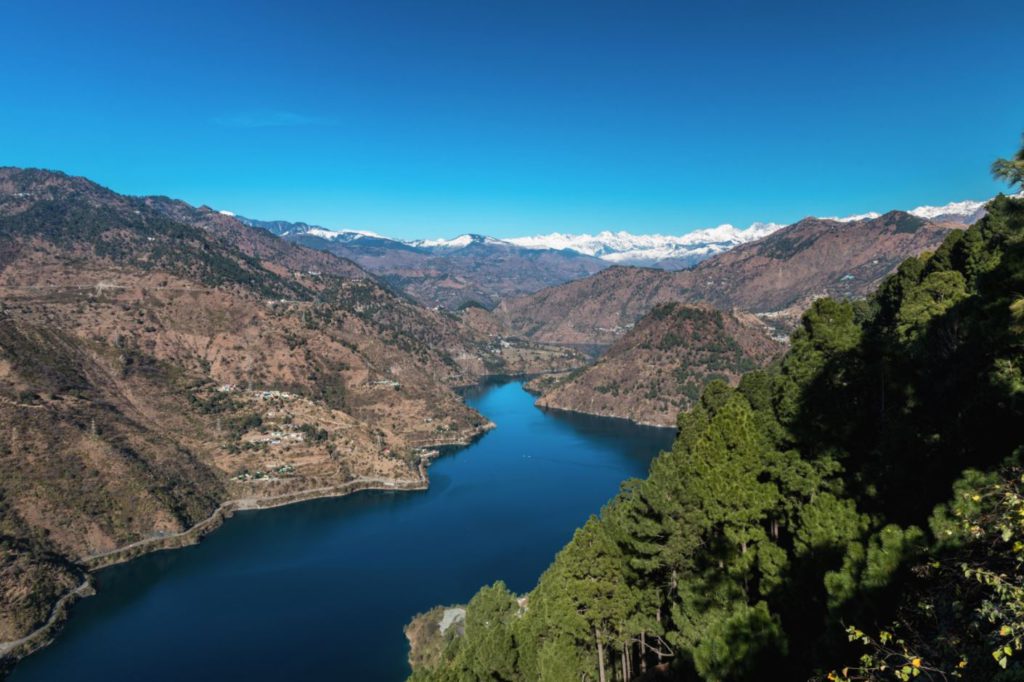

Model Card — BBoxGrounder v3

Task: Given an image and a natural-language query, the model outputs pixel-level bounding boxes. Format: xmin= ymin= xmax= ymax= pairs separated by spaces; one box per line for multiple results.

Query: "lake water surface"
xmin=10 ymin=380 xmax=674 ymax=681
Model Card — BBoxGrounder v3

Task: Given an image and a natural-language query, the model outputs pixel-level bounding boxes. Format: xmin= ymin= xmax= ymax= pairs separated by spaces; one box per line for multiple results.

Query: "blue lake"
xmin=10 ymin=379 xmax=674 ymax=681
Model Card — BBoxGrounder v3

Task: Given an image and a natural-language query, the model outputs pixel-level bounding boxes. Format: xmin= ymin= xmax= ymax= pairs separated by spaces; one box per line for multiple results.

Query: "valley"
xmin=0 ymin=166 xmax=1008 ymax=679
xmin=408 ymin=172 xmax=1024 ymax=682
xmin=6 ymin=380 xmax=673 ymax=681
xmin=5 ymin=5 xmax=1023 ymax=680
xmin=0 ymin=168 xmax=581 ymax=667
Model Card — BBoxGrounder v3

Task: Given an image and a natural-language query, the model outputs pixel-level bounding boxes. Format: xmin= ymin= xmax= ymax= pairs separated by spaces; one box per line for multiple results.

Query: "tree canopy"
xmin=410 ymin=139 xmax=1024 ymax=681
xmin=992 ymin=134 xmax=1024 ymax=190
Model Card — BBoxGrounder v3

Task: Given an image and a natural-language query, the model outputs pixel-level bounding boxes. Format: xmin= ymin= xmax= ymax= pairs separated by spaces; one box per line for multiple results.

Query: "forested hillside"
xmin=407 ymin=172 xmax=1024 ymax=677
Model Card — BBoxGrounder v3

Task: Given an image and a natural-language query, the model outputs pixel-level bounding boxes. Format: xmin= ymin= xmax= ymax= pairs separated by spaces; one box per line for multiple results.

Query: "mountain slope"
xmin=495 ymin=195 xmax=992 ymax=267
xmin=380 ymin=236 xmax=610 ymax=309
xmin=407 ymin=190 xmax=1024 ymax=682
xmin=0 ymin=168 xmax=508 ymax=655
xmin=238 ymin=194 xmax=997 ymax=309
xmin=239 ymin=217 xmax=610 ymax=309
xmin=531 ymin=303 xmax=784 ymax=426
xmin=495 ymin=211 xmax=964 ymax=349
xmin=506 ymin=222 xmax=784 ymax=268
xmin=683 ymin=211 xmax=956 ymax=314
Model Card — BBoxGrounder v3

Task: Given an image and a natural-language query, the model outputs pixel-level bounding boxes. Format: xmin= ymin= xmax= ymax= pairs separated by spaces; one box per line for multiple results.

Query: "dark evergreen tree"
xmin=410 ymin=136 xmax=1024 ymax=682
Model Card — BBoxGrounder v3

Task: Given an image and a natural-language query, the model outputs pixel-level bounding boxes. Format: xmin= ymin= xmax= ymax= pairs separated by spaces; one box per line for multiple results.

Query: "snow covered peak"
xmin=233 ymin=214 xmax=388 ymax=240
xmin=499 ymin=192 xmax=992 ymax=266
xmin=823 ymin=197 xmax=991 ymax=225
xmin=506 ymin=222 xmax=784 ymax=267
xmin=822 ymin=212 xmax=882 ymax=223
xmin=412 ymin=234 xmax=510 ymax=249
xmin=235 ymin=190 xmax=998 ymax=271
xmin=908 ymin=198 xmax=988 ymax=222
xmin=303 ymin=227 xmax=385 ymax=241
xmin=414 ymin=234 xmax=475 ymax=248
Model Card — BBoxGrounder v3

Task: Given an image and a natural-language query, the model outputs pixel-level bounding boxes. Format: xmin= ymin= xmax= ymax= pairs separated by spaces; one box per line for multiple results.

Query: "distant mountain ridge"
xmin=505 ymin=196 xmax=995 ymax=265
xmin=232 ymin=194 xmax=994 ymax=309
xmin=0 ymin=167 xmax=582 ymax=655
xmin=505 ymin=223 xmax=784 ymax=269
xmin=493 ymin=209 xmax=968 ymax=350
xmin=236 ymin=214 xmax=387 ymax=242
xmin=236 ymin=216 xmax=609 ymax=309
xmin=235 ymin=194 xmax=996 ymax=273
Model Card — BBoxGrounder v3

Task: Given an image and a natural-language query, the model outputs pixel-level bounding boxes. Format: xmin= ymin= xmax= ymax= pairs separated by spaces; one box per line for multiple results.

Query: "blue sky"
xmin=1 ymin=0 xmax=1022 ymax=239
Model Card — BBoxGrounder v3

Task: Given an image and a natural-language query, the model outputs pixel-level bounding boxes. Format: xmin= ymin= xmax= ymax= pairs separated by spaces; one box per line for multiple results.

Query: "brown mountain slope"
xmin=529 ymin=303 xmax=784 ymax=426
xmin=493 ymin=265 xmax=677 ymax=352
xmin=0 ymin=168 xmax=529 ymax=654
xmin=286 ymin=231 xmax=610 ymax=309
xmin=494 ymin=211 xmax=962 ymax=350
xmin=145 ymin=197 xmax=369 ymax=281
xmin=681 ymin=211 xmax=956 ymax=314
xmin=0 ymin=169 xmax=368 ymax=283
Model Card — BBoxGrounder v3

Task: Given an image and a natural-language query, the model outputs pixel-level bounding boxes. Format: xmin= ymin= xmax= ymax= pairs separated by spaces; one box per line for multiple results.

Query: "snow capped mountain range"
xmin=303 ymin=227 xmax=384 ymax=241
xmin=908 ymin=198 xmax=990 ymax=223
xmin=505 ymin=222 xmax=784 ymax=267
xmin=826 ymin=212 xmax=882 ymax=223
xmin=821 ymin=198 xmax=991 ymax=225
xmin=237 ymin=194 xmax=1000 ymax=270
xmin=501 ymin=196 xmax=995 ymax=266
xmin=410 ymin=234 xmax=509 ymax=249
xmin=234 ymin=215 xmax=386 ymax=242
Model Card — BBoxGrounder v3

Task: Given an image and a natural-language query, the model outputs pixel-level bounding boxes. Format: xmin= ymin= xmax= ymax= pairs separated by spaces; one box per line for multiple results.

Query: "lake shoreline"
xmin=6 ymin=380 xmax=672 ymax=682
xmin=0 ymin=423 xmax=494 ymax=673
xmin=521 ymin=373 xmax=680 ymax=429
xmin=535 ymin=401 xmax=679 ymax=430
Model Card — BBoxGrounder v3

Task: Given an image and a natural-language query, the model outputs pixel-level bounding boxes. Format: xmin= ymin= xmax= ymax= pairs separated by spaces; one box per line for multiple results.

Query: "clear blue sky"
xmin=2 ymin=0 xmax=1022 ymax=239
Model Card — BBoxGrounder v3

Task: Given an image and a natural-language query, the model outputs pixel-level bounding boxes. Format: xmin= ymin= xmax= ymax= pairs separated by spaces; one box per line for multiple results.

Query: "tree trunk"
xmin=596 ymin=628 xmax=607 ymax=682
xmin=655 ymin=610 xmax=664 ymax=663
xmin=640 ymin=631 xmax=647 ymax=672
